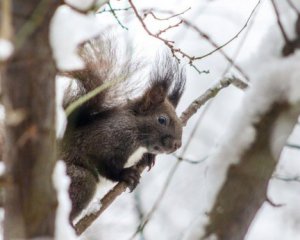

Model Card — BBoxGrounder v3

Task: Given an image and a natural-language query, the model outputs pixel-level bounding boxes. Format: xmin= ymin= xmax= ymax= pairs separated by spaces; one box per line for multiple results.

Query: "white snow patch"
xmin=56 ymin=76 xmax=71 ymax=138
xmin=65 ymin=0 xmax=94 ymax=11
xmin=81 ymin=199 xmax=102 ymax=216
xmin=0 ymin=39 xmax=14 ymax=61
xmin=53 ymin=160 xmax=77 ymax=240
xmin=0 ymin=162 xmax=5 ymax=176
xmin=50 ymin=5 xmax=102 ymax=71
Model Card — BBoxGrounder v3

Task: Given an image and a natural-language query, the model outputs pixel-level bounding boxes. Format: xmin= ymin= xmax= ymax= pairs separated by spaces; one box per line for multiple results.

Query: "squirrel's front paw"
xmin=141 ymin=153 xmax=156 ymax=171
xmin=120 ymin=168 xmax=141 ymax=192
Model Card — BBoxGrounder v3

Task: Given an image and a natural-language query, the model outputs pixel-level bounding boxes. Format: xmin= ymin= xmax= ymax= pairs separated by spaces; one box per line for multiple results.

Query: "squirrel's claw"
xmin=143 ymin=153 xmax=156 ymax=171
xmin=120 ymin=168 xmax=141 ymax=192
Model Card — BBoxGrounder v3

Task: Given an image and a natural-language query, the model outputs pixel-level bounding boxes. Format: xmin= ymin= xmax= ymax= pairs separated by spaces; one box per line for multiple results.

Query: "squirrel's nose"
xmin=173 ymin=140 xmax=182 ymax=150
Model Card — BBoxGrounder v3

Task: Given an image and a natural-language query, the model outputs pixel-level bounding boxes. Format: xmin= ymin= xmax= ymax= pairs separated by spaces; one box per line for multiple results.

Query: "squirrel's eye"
xmin=158 ymin=116 xmax=167 ymax=125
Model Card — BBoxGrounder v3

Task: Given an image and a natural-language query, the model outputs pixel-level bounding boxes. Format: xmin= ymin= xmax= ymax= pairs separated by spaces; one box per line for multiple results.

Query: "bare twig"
xmin=180 ymin=77 xmax=248 ymax=126
xmin=107 ymin=2 xmax=128 ymax=30
xmin=143 ymin=7 xmax=191 ymax=21
xmin=134 ymin=189 xmax=147 ymax=240
xmin=222 ymin=2 xmax=259 ymax=76
xmin=273 ymin=174 xmax=300 ymax=182
xmin=140 ymin=1 xmax=261 ymax=81
xmin=189 ymin=0 xmax=260 ymax=62
xmin=128 ymin=0 xmax=207 ymax=74
xmin=97 ymin=6 xmax=132 ymax=14
xmin=265 ymin=197 xmax=284 ymax=208
xmin=286 ymin=0 xmax=300 ymax=14
xmin=156 ymin=20 xmax=183 ymax=37
xmin=270 ymin=0 xmax=291 ymax=44
xmin=286 ymin=143 xmax=300 ymax=149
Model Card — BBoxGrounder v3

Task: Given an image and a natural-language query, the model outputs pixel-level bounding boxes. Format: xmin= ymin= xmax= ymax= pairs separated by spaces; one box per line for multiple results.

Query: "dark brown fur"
xmin=60 ymin=37 xmax=186 ymax=220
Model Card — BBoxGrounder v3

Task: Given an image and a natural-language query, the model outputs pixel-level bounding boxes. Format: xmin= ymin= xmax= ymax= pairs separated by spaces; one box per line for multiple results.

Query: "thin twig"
xmin=270 ymin=0 xmax=291 ymax=44
xmin=107 ymin=2 xmax=128 ymax=30
xmin=65 ymin=75 xmax=126 ymax=117
xmin=129 ymin=160 xmax=181 ymax=240
xmin=180 ymin=77 xmax=248 ymax=126
xmin=286 ymin=0 xmax=300 ymax=14
xmin=285 ymin=143 xmax=300 ymax=149
xmin=191 ymin=0 xmax=260 ymax=61
xmin=156 ymin=20 xmax=183 ymax=37
xmin=128 ymin=0 xmax=207 ymax=74
xmin=143 ymin=7 xmax=191 ymax=21
xmin=134 ymin=189 xmax=147 ymax=240
xmin=222 ymin=1 xmax=259 ymax=76
xmin=273 ymin=174 xmax=300 ymax=182
xmin=97 ymin=6 xmax=132 ymax=14
xmin=140 ymin=2 xmax=261 ymax=81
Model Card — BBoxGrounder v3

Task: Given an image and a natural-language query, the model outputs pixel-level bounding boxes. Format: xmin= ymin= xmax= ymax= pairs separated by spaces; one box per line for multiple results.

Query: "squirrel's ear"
xmin=131 ymin=82 xmax=168 ymax=113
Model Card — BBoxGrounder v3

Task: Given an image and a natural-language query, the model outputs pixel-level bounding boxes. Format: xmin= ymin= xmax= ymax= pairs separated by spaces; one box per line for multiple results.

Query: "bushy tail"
xmin=63 ymin=36 xmax=139 ymax=113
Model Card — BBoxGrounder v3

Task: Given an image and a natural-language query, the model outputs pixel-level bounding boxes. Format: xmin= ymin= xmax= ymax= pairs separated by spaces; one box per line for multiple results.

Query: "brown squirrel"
xmin=60 ymin=37 xmax=186 ymax=220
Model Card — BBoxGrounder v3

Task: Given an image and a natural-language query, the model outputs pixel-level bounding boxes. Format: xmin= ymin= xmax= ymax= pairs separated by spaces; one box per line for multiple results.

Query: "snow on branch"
xmin=197 ymin=19 xmax=300 ymax=240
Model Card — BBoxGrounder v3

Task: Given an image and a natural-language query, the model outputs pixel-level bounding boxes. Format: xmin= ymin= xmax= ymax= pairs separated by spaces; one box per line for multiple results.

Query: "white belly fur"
xmin=125 ymin=147 xmax=147 ymax=168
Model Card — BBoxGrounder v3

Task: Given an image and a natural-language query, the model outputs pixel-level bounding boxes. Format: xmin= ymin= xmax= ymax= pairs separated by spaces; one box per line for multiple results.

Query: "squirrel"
xmin=60 ymin=37 xmax=186 ymax=221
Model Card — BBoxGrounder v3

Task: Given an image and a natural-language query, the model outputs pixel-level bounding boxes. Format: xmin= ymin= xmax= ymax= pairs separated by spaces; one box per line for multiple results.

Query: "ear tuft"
xmin=131 ymin=53 xmax=186 ymax=113
xmin=168 ymin=65 xmax=186 ymax=107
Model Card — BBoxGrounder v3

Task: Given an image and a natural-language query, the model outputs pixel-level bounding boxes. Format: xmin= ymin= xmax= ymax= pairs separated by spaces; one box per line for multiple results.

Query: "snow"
xmin=53 ymin=161 xmax=77 ymax=240
xmin=0 ymin=39 xmax=14 ymax=61
xmin=56 ymin=76 xmax=70 ymax=138
xmin=65 ymin=0 xmax=95 ymax=11
xmin=80 ymin=199 xmax=102 ymax=217
xmin=0 ymin=162 xmax=5 ymax=176
xmin=49 ymin=5 xmax=102 ymax=71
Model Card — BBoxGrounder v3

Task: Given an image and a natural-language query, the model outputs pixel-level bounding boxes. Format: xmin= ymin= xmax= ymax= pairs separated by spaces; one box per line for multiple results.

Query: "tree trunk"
xmin=1 ymin=0 xmax=60 ymax=238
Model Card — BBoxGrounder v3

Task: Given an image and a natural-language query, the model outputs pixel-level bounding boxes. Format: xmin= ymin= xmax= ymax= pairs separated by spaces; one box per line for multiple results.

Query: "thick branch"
xmin=203 ymin=102 xmax=300 ymax=240
xmin=74 ymin=161 xmax=148 ymax=235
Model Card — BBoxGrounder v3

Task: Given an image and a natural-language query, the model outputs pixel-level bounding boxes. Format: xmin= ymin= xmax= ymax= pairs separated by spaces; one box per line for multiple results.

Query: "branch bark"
xmin=1 ymin=0 xmax=60 ymax=238
xmin=75 ymin=161 xmax=147 ymax=235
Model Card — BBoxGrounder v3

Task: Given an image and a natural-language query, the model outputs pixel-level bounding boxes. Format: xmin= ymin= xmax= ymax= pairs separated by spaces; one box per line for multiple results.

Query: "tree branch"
xmin=180 ymin=77 xmax=248 ymax=126
xmin=202 ymin=102 xmax=300 ymax=240
xmin=74 ymin=160 xmax=148 ymax=235
xmin=270 ymin=0 xmax=291 ymax=44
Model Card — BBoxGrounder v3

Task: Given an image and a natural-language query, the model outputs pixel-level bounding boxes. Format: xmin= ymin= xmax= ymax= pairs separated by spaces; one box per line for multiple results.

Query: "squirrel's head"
xmin=129 ymin=56 xmax=186 ymax=154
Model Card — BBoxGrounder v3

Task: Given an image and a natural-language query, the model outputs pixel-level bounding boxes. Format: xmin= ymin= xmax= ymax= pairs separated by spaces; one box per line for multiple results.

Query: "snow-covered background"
xmin=53 ymin=0 xmax=300 ymax=239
